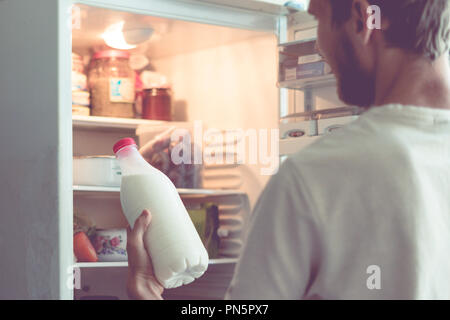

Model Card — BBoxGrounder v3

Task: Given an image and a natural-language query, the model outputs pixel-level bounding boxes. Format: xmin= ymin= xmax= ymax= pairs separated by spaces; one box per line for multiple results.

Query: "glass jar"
xmin=142 ymin=87 xmax=172 ymax=121
xmin=88 ymin=50 xmax=135 ymax=118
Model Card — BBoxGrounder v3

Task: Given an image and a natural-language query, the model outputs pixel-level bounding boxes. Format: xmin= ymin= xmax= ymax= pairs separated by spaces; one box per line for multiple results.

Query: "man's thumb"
xmin=131 ymin=210 xmax=152 ymax=239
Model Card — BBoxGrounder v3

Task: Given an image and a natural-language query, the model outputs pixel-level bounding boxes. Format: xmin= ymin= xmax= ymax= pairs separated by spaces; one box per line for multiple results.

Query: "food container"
xmin=72 ymin=53 xmax=85 ymax=74
xmin=136 ymin=124 xmax=203 ymax=189
xmin=73 ymin=156 xmax=122 ymax=187
xmin=142 ymin=87 xmax=172 ymax=121
xmin=72 ymin=71 xmax=87 ymax=92
xmin=188 ymin=203 xmax=220 ymax=259
xmin=72 ymin=52 xmax=90 ymax=113
xmin=279 ymin=40 xmax=332 ymax=82
xmin=92 ymin=229 xmax=127 ymax=262
xmin=88 ymin=50 xmax=135 ymax=118
xmin=74 ymin=231 xmax=98 ymax=262
xmin=72 ymin=90 xmax=90 ymax=108
xmin=72 ymin=105 xmax=90 ymax=116
xmin=280 ymin=119 xmax=313 ymax=139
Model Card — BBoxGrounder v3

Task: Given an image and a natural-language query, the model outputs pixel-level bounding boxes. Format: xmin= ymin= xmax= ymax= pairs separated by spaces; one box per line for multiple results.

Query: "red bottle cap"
xmin=113 ymin=138 xmax=137 ymax=154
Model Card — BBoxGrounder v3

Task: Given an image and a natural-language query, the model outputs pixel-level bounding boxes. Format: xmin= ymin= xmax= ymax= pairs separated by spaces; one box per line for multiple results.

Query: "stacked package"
xmin=279 ymin=40 xmax=332 ymax=82
xmin=72 ymin=53 xmax=90 ymax=116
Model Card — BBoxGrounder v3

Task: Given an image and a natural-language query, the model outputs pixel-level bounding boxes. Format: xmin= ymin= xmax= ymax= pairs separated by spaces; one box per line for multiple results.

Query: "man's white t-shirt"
xmin=225 ymin=104 xmax=450 ymax=300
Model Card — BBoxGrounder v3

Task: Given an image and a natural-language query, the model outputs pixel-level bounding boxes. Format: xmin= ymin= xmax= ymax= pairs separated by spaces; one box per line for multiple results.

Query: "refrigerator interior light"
xmin=123 ymin=26 xmax=154 ymax=45
xmin=101 ymin=20 xmax=155 ymax=50
xmin=101 ymin=21 xmax=137 ymax=50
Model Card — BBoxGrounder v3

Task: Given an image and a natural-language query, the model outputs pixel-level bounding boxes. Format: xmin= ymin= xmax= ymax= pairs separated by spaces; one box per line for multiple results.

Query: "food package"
xmin=92 ymin=229 xmax=128 ymax=262
xmin=72 ymin=52 xmax=90 ymax=115
xmin=279 ymin=39 xmax=332 ymax=82
xmin=188 ymin=203 xmax=220 ymax=259
xmin=140 ymin=127 xmax=203 ymax=189
xmin=73 ymin=212 xmax=98 ymax=262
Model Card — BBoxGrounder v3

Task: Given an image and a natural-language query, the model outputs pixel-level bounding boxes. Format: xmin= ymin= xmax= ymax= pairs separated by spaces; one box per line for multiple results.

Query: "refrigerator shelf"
xmin=280 ymin=106 xmax=362 ymax=121
xmin=72 ymin=115 xmax=173 ymax=131
xmin=73 ymin=185 xmax=246 ymax=197
xmin=75 ymin=258 xmax=238 ymax=268
xmin=278 ymin=38 xmax=317 ymax=48
xmin=278 ymin=74 xmax=337 ymax=91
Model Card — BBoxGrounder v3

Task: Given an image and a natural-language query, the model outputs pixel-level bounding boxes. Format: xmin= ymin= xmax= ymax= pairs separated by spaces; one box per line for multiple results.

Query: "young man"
xmin=127 ymin=0 xmax=450 ymax=299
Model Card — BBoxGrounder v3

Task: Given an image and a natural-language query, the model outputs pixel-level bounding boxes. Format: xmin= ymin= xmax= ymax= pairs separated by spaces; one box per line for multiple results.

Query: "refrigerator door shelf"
xmin=280 ymin=120 xmax=318 ymax=157
xmin=317 ymin=116 xmax=359 ymax=136
xmin=280 ymin=120 xmax=315 ymax=138
xmin=279 ymin=135 xmax=319 ymax=156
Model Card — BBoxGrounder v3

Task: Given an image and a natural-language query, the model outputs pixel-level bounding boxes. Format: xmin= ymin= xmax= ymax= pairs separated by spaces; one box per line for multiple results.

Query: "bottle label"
xmin=112 ymin=163 xmax=122 ymax=176
xmin=109 ymin=78 xmax=134 ymax=103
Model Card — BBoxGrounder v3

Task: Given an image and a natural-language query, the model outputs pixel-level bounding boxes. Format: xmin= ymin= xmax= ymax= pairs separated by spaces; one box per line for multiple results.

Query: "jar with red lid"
xmin=142 ymin=87 xmax=172 ymax=121
xmin=88 ymin=50 xmax=135 ymax=118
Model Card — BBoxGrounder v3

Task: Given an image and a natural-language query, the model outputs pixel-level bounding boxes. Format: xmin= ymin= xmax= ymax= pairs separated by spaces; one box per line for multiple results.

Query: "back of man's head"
xmin=329 ymin=0 xmax=450 ymax=61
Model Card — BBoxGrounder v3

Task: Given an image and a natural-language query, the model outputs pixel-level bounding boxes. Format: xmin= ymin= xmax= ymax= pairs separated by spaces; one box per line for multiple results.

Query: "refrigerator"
xmin=0 ymin=0 xmax=359 ymax=299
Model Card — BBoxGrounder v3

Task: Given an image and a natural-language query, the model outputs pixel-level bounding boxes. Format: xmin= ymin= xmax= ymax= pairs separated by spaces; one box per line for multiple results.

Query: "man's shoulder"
xmin=285 ymin=117 xmax=405 ymax=180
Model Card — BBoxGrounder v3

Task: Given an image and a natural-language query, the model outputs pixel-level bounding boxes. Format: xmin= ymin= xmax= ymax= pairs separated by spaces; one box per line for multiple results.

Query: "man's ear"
xmin=351 ymin=0 xmax=375 ymax=45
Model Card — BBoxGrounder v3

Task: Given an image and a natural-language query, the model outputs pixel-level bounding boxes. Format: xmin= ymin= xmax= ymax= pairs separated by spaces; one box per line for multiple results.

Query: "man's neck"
xmin=373 ymin=51 xmax=450 ymax=109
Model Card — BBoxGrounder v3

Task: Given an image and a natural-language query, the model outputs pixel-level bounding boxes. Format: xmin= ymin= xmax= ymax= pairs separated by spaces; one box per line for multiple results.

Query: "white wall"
xmin=152 ymin=34 xmax=280 ymax=208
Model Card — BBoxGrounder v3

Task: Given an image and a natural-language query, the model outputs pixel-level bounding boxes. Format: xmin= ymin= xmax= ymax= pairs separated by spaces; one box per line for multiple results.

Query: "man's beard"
xmin=334 ymin=35 xmax=376 ymax=108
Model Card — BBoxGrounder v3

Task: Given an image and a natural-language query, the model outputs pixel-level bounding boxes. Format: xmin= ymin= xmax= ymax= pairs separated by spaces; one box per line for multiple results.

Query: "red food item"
xmin=74 ymin=231 xmax=98 ymax=262
xmin=142 ymin=88 xmax=172 ymax=121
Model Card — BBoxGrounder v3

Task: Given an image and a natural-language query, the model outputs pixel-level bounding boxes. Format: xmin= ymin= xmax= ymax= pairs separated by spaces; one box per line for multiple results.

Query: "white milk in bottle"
xmin=113 ymin=138 xmax=208 ymax=288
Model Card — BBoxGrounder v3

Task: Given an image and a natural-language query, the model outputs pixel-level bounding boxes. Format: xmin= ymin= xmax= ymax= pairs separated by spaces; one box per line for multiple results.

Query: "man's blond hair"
xmin=329 ymin=0 xmax=450 ymax=60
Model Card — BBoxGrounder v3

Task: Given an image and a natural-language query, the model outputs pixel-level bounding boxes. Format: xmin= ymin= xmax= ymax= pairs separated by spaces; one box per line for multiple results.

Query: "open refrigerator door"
xmin=71 ymin=2 xmax=281 ymax=300
xmin=278 ymin=5 xmax=362 ymax=157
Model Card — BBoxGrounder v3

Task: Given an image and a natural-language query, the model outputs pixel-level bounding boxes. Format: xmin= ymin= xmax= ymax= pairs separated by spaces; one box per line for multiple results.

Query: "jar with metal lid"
xmin=142 ymin=87 xmax=172 ymax=121
xmin=88 ymin=50 xmax=135 ymax=118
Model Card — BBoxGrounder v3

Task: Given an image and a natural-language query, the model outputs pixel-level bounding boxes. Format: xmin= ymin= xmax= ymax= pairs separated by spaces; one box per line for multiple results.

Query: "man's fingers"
xmin=134 ymin=210 xmax=152 ymax=236
xmin=127 ymin=210 xmax=152 ymax=250
xmin=125 ymin=209 xmax=163 ymax=299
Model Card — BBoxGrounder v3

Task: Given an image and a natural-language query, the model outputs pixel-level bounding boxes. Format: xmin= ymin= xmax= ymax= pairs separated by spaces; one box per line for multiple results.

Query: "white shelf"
xmin=75 ymin=262 xmax=128 ymax=268
xmin=75 ymin=258 xmax=238 ymax=268
xmin=72 ymin=115 xmax=167 ymax=131
xmin=176 ymin=188 xmax=246 ymax=196
xmin=209 ymin=258 xmax=238 ymax=265
xmin=73 ymin=185 xmax=121 ymax=193
xmin=73 ymin=185 xmax=245 ymax=197
xmin=278 ymin=74 xmax=336 ymax=91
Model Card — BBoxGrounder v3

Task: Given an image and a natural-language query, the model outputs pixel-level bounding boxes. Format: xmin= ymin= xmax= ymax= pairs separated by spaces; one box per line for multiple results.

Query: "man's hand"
xmin=126 ymin=210 xmax=164 ymax=300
